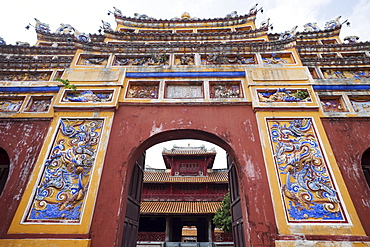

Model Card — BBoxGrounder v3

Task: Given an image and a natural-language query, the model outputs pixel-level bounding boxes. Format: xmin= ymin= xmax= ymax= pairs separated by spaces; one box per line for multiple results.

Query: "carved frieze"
xmin=258 ymin=88 xmax=311 ymax=102
xmin=320 ymin=97 xmax=347 ymax=112
xmin=24 ymin=96 xmax=53 ymax=112
xmin=210 ymin=82 xmax=242 ymax=98
xmin=113 ymin=54 xmax=169 ymax=66
xmin=127 ymin=83 xmax=159 ymax=98
xmin=201 ymin=54 xmax=255 ymax=65
xmin=62 ymin=90 xmax=113 ymax=103
xmin=0 ymin=72 xmax=52 ymax=81
xmin=349 ymin=96 xmax=370 ymax=112
xmin=0 ymin=97 xmax=24 ymax=112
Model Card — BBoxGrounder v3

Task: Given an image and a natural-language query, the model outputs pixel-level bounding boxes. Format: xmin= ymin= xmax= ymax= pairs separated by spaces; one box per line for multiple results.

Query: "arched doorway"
xmin=0 ymin=147 xmax=10 ymax=196
xmin=361 ymin=148 xmax=370 ymax=188
xmin=121 ymin=130 xmax=245 ymax=247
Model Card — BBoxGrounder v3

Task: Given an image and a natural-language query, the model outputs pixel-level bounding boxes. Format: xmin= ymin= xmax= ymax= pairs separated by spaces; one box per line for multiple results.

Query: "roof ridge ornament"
xmin=279 ymin=25 xmax=298 ymax=40
xmin=249 ymin=3 xmax=263 ymax=15
xmin=34 ymin=18 xmax=51 ymax=32
xmin=303 ymin=22 xmax=320 ymax=32
xmin=260 ymin=18 xmax=273 ymax=30
xmin=226 ymin=11 xmax=238 ymax=18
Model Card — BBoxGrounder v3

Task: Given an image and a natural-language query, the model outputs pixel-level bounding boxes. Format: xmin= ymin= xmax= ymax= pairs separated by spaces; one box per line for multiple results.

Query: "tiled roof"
xmin=162 ymin=145 xmax=216 ymax=156
xmin=140 ymin=201 xmax=222 ymax=214
xmin=143 ymin=171 xmax=228 ymax=183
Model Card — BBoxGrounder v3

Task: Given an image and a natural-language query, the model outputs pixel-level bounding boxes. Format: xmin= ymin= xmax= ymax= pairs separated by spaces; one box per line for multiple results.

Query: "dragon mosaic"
xmin=267 ymin=118 xmax=347 ymax=222
xmin=25 ymin=119 xmax=104 ymax=223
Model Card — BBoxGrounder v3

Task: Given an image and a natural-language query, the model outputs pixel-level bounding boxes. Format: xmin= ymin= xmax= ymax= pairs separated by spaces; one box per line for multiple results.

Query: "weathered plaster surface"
xmin=0 ymin=119 xmax=50 ymax=237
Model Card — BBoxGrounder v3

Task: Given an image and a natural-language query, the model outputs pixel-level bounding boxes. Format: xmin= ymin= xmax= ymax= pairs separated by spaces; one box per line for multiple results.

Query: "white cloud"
xmin=1 ymin=0 xmax=367 ymax=44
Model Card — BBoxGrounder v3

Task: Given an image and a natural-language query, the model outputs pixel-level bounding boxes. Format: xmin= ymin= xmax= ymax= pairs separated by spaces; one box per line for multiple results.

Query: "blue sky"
xmin=0 ymin=0 xmax=369 ymax=44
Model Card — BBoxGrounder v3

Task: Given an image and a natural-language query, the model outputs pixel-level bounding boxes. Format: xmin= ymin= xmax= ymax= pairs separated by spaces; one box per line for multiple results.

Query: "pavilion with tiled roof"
xmin=138 ymin=145 xmax=230 ymax=243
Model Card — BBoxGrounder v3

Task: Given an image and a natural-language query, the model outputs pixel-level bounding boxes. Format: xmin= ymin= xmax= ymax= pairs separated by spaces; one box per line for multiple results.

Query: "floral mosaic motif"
xmin=62 ymin=90 xmax=113 ymax=103
xmin=262 ymin=53 xmax=288 ymax=64
xmin=258 ymin=88 xmax=311 ymax=102
xmin=127 ymin=85 xmax=159 ymax=98
xmin=0 ymin=98 xmax=24 ymax=112
xmin=24 ymin=97 xmax=52 ymax=112
xmin=320 ymin=98 xmax=346 ymax=112
xmin=114 ymin=54 xmax=169 ymax=66
xmin=323 ymin=70 xmax=370 ymax=79
xmin=201 ymin=54 xmax=255 ymax=65
xmin=352 ymin=71 xmax=370 ymax=79
xmin=210 ymin=84 xmax=242 ymax=98
xmin=25 ymin=119 xmax=104 ymax=223
xmin=268 ymin=119 xmax=346 ymax=222
xmin=350 ymin=98 xmax=370 ymax=112
xmin=175 ymin=55 xmax=194 ymax=65
xmin=79 ymin=56 xmax=108 ymax=65
xmin=0 ymin=72 xmax=51 ymax=81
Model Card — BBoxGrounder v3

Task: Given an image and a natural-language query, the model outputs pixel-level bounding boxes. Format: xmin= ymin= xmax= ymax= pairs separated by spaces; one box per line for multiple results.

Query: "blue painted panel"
xmin=0 ymin=87 xmax=60 ymax=93
xmin=313 ymin=85 xmax=370 ymax=90
xmin=126 ymin=71 xmax=246 ymax=78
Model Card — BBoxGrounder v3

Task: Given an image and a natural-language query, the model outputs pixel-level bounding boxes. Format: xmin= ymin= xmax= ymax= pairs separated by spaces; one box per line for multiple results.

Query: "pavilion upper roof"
xmin=140 ymin=201 xmax=222 ymax=214
xmin=111 ymin=6 xmax=261 ymax=30
xmin=162 ymin=144 xmax=217 ymax=156
xmin=144 ymin=170 xmax=228 ymax=183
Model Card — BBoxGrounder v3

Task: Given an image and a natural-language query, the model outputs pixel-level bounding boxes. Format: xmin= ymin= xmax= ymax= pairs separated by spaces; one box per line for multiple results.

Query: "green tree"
xmin=213 ymin=192 xmax=232 ymax=233
xmin=56 ymin=78 xmax=76 ymax=91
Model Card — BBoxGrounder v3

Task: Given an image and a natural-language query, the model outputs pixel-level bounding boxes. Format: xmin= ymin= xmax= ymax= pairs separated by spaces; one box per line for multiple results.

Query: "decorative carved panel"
xmin=258 ymin=88 xmax=311 ymax=102
xmin=62 ymin=90 xmax=113 ymax=103
xmin=24 ymin=119 xmax=104 ymax=223
xmin=320 ymin=96 xmax=347 ymax=112
xmin=24 ymin=96 xmax=53 ymax=112
xmin=0 ymin=72 xmax=52 ymax=81
xmin=127 ymin=82 xmax=159 ymax=99
xmin=210 ymin=81 xmax=242 ymax=98
xmin=267 ymin=118 xmax=348 ymax=223
xmin=349 ymin=96 xmax=370 ymax=112
xmin=0 ymin=97 xmax=24 ymax=112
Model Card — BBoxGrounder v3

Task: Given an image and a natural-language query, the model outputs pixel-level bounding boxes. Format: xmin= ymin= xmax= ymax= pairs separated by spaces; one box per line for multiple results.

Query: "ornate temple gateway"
xmin=0 ymin=4 xmax=370 ymax=247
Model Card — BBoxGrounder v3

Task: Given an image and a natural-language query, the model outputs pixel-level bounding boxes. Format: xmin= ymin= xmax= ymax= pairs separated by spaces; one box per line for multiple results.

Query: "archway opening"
xmin=0 ymin=147 xmax=10 ymax=196
xmin=121 ymin=131 xmax=244 ymax=246
xmin=361 ymin=148 xmax=370 ymax=188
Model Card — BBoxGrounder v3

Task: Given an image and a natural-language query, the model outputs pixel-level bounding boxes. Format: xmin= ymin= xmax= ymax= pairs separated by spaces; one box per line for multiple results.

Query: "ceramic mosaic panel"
xmin=113 ymin=54 xmax=169 ymax=66
xmin=24 ymin=118 xmax=104 ymax=223
xmin=320 ymin=96 xmax=347 ymax=112
xmin=258 ymin=88 xmax=311 ymax=102
xmin=24 ymin=96 xmax=53 ymax=112
xmin=62 ymin=90 xmax=113 ymax=103
xmin=0 ymin=72 xmax=51 ymax=81
xmin=267 ymin=118 xmax=348 ymax=223
xmin=201 ymin=54 xmax=256 ymax=65
xmin=127 ymin=82 xmax=159 ymax=99
xmin=77 ymin=55 xmax=109 ymax=66
xmin=322 ymin=69 xmax=370 ymax=79
xmin=210 ymin=82 xmax=242 ymax=98
xmin=0 ymin=97 xmax=24 ymax=112
xmin=349 ymin=97 xmax=370 ymax=112
xmin=175 ymin=55 xmax=195 ymax=65
xmin=262 ymin=53 xmax=294 ymax=64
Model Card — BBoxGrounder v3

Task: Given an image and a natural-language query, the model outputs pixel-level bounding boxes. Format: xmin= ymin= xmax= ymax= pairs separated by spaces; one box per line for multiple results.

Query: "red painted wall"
xmin=90 ymin=104 xmax=277 ymax=246
xmin=322 ymin=118 xmax=370 ymax=236
xmin=0 ymin=119 xmax=50 ymax=238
